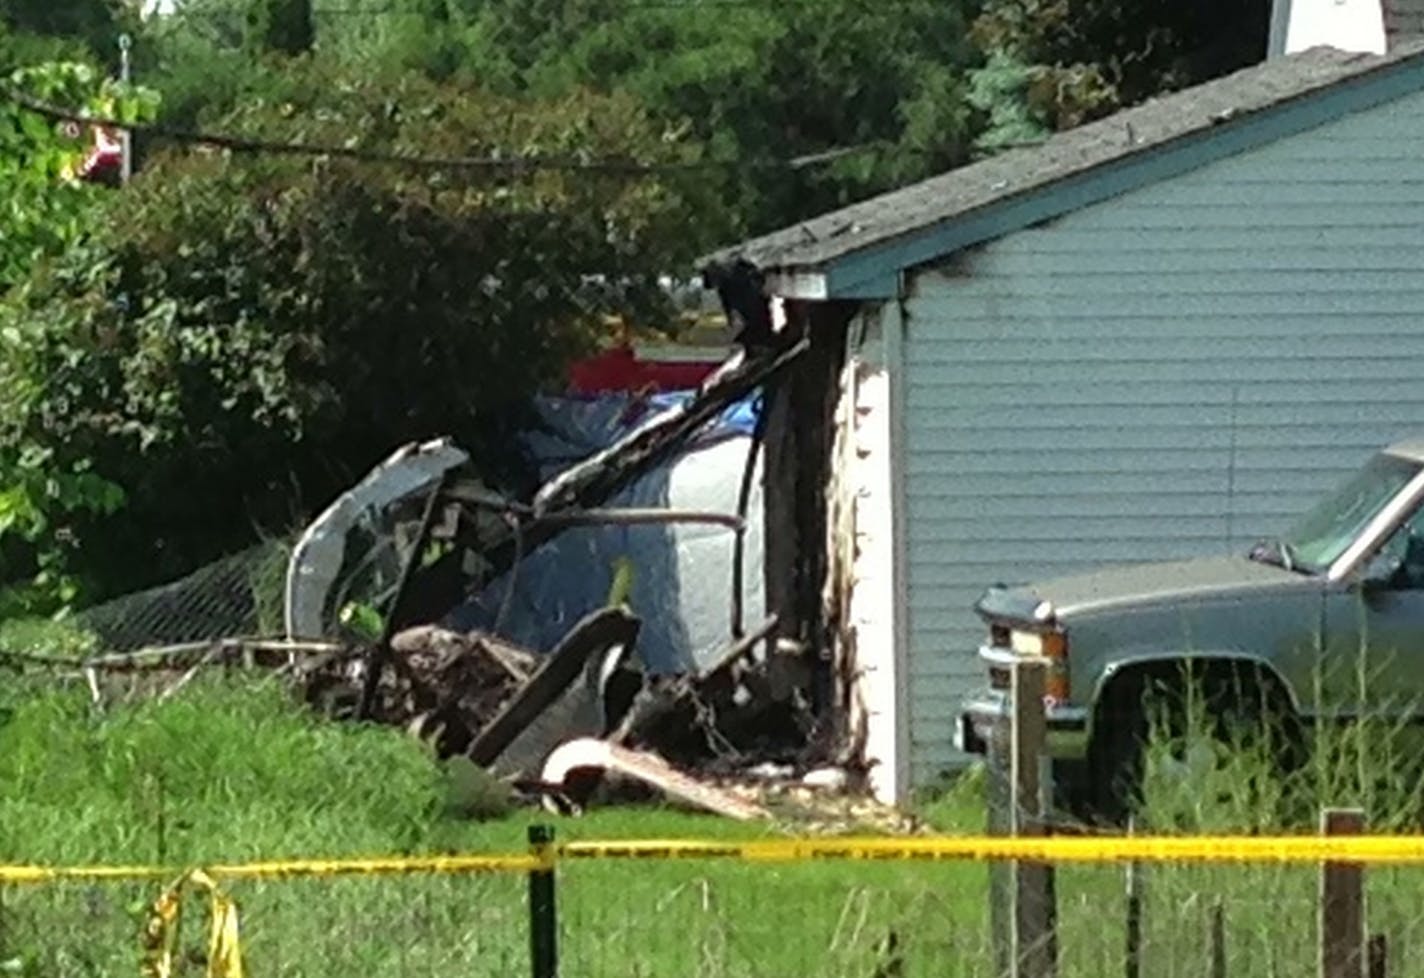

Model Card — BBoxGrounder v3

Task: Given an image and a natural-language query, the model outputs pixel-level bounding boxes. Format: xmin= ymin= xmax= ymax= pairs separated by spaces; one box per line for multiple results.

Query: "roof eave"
xmin=704 ymin=46 xmax=1424 ymax=303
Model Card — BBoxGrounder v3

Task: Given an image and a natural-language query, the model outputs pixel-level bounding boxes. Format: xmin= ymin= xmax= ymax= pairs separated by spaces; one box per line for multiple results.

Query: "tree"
xmin=0 ymin=60 xmax=158 ymax=291
xmin=247 ymin=0 xmax=314 ymax=56
xmin=0 ymin=66 xmax=721 ymax=610
xmin=0 ymin=0 xmax=130 ymax=65
xmin=0 ymin=60 xmax=157 ymax=615
xmin=306 ymin=0 xmax=983 ymax=236
xmin=481 ymin=0 xmax=983 ymax=233
xmin=970 ymin=0 xmax=1270 ymax=148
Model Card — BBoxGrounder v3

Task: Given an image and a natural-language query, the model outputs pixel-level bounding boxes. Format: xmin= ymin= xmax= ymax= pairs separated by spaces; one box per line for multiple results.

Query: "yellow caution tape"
xmin=17 ymin=834 xmax=1424 ymax=887
xmin=142 ymin=869 xmax=244 ymax=978
xmin=207 ymin=853 xmax=547 ymax=879
xmin=0 ymin=864 xmax=171 ymax=884
xmin=559 ymin=835 xmax=1424 ymax=865
xmin=0 ymin=853 xmax=542 ymax=886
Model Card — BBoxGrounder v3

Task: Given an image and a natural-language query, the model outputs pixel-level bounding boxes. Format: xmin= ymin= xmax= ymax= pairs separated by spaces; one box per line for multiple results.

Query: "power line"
xmin=169 ymin=0 xmax=918 ymax=17
xmin=2 ymin=85 xmax=898 ymax=176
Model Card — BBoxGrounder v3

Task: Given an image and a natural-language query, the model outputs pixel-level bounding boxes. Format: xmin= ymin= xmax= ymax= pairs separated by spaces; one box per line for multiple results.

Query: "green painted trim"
xmin=819 ymin=54 xmax=1424 ymax=300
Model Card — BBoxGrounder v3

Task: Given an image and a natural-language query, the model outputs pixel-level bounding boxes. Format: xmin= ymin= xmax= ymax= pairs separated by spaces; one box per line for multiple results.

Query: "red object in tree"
xmin=78 ymin=125 xmax=122 ymax=181
xmin=567 ymin=343 xmax=723 ymax=396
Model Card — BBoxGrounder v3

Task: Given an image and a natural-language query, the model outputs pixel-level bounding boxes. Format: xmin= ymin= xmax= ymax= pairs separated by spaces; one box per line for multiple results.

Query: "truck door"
xmin=1322 ymin=501 xmax=1424 ymax=720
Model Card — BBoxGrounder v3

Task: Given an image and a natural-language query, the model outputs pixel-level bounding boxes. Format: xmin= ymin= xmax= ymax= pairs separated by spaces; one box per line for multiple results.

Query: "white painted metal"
xmin=1284 ymin=0 xmax=1386 ymax=54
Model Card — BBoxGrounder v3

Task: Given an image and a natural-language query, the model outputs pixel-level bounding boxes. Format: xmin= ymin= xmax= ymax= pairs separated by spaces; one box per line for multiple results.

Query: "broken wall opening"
xmin=758 ymin=299 xmax=854 ymax=757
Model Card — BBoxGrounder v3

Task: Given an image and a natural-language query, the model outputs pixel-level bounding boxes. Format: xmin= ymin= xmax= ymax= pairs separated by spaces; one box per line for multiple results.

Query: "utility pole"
xmin=118 ymin=33 xmax=132 ymax=185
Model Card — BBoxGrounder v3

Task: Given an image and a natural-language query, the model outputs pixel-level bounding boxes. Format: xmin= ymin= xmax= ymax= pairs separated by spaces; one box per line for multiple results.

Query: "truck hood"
xmin=978 ymin=555 xmax=1306 ymax=624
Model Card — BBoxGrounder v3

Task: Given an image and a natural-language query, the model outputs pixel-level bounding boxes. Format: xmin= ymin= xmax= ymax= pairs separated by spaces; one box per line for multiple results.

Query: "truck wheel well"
xmin=1092 ymin=658 xmax=1297 ymax=742
xmin=1078 ymin=658 xmax=1300 ymax=827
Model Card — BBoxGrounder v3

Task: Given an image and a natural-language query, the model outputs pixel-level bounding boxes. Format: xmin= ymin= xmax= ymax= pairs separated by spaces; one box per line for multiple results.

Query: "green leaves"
xmin=0 ymin=58 xmax=158 ymax=614
xmin=0 ymin=61 xmax=159 ymax=293
xmin=246 ymin=0 xmax=314 ymax=56
xmin=968 ymin=0 xmax=1268 ymax=141
xmin=0 ymin=70 xmax=703 ymax=614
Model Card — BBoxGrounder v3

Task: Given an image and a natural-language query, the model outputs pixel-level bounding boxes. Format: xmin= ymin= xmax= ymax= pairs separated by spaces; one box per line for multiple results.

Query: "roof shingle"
xmin=704 ymin=43 xmax=1424 ymax=276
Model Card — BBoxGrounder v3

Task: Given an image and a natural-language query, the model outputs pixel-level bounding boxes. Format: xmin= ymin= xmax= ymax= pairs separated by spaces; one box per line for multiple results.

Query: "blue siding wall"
xmin=904 ymin=88 xmax=1424 ymax=783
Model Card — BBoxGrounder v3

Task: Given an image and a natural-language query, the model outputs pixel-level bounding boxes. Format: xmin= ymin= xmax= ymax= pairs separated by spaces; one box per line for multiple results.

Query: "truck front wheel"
xmin=1084 ymin=664 xmax=1298 ymax=826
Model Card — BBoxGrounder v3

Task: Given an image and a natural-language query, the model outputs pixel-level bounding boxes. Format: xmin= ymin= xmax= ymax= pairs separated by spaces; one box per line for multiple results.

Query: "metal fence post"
xmin=987 ymin=690 xmax=1013 ymax=977
xmin=1124 ymin=817 xmax=1142 ymax=978
xmin=1367 ymin=934 xmax=1388 ymax=978
xmin=1209 ymin=899 xmax=1227 ymax=978
xmin=528 ymin=824 xmax=559 ymax=978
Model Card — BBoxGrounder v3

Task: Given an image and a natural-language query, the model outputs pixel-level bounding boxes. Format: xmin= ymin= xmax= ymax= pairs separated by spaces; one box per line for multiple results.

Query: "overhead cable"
xmin=2 ymin=85 xmax=894 ymax=176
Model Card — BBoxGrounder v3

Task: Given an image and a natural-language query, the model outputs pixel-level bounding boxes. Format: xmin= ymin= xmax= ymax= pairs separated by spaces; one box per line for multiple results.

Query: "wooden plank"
xmin=1012 ymin=658 xmax=1056 ymax=978
xmin=1320 ymin=808 xmax=1366 ymax=978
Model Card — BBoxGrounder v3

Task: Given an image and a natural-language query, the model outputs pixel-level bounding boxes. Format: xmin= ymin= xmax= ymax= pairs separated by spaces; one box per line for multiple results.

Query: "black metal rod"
xmin=1368 ymin=934 xmax=1388 ymax=978
xmin=1209 ymin=899 xmax=1226 ymax=978
xmin=528 ymin=824 xmax=559 ymax=978
xmin=538 ymin=508 xmax=744 ymax=531
xmin=356 ymin=471 xmax=451 ymax=720
xmin=731 ymin=394 xmax=770 ymax=638
xmin=1125 ymin=829 xmax=1142 ymax=978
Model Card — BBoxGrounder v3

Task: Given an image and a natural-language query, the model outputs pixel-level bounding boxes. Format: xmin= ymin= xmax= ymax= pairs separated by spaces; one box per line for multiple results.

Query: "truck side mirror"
xmin=1360 ymin=552 xmax=1403 ymax=592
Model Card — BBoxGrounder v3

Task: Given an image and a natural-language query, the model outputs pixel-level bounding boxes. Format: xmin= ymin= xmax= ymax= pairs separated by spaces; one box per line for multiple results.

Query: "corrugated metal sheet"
xmin=902 ymin=87 xmax=1424 ymax=785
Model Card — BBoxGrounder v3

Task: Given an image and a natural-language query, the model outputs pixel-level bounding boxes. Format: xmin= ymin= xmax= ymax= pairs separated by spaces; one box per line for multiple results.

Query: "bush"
xmin=0 ymin=65 xmax=717 ymax=610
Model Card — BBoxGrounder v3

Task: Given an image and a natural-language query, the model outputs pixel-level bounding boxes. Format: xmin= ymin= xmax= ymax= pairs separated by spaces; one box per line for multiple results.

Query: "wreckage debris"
xmin=286 ymin=602 xmax=854 ymax=826
xmin=468 ymin=607 xmax=642 ymax=776
xmin=28 ymin=335 xmax=898 ymax=826
xmin=539 ymin=737 xmax=770 ymax=821
xmin=303 ymin=624 xmax=535 ymax=758
xmin=19 ymin=626 xmax=908 ymax=831
xmin=800 ymin=767 xmax=851 ymax=792
xmin=301 ymin=608 xmax=804 ymax=783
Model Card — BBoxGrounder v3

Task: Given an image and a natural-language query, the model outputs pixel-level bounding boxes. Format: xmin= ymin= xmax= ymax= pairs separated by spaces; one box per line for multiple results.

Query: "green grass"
xmin=0 ymin=677 xmax=991 ymax=977
xmin=10 ymin=672 xmax=1424 ymax=978
xmin=1042 ymin=688 xmax=1424 ymax=978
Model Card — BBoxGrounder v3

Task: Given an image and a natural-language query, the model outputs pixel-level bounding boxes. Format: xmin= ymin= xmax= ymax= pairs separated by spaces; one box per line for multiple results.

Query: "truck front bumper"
xmin=955 ymin=691 xmax=1091 ymax=760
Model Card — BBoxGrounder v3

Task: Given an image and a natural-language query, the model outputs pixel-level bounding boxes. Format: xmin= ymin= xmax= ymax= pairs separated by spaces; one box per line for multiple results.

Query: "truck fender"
xmin=1087 ymin=651 xmax=1301 ymax=742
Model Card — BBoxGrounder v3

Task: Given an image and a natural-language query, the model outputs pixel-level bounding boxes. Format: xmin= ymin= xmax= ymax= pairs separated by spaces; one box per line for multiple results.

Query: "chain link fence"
xmin=72 ymin=539 xmax=292 ymax=652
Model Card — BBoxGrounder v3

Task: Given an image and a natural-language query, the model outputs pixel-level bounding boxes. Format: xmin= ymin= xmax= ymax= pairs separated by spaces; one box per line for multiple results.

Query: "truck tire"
xmin=1083 ymin=680 xmax=1155 ymax=825
xmin=1084 ymin=666 xmax=1297 ymax=826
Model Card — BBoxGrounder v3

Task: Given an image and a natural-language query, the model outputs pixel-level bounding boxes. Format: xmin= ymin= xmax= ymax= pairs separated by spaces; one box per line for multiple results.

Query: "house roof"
xmin=1387 ymin=0 xmax=1424 ymax=45
xmin=703 ymin=42 xmax=1424 ymax=300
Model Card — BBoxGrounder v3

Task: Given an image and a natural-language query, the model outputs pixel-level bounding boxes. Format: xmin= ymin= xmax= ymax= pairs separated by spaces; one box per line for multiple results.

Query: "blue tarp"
xmin=445 ymin=392 xmax=765 ymax=675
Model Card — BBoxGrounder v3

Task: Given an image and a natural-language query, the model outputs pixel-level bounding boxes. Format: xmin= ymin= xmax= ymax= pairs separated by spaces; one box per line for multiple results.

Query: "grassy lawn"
xmin=0 ymin=678 xmax=991 ymax=977
xmin=7 ymin=676 xmax=1424 ymax=977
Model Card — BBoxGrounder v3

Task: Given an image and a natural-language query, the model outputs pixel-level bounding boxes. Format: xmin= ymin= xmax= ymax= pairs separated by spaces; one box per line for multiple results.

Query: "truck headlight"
xmin=1010 ymin=630 xmax=1066 ymax=658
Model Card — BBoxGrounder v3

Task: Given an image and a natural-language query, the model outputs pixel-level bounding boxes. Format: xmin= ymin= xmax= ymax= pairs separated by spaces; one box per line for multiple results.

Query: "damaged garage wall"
xmin=826 ymin=304 xmax=909 ymax=806
xmin=62 ymin=338 xmax=903 ymax=822
xmin=757 ymin=299 xmax=852 ymax=741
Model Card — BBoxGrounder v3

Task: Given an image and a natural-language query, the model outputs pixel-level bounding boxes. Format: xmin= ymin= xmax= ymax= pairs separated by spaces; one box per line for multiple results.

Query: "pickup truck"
xmin=957 ymin=436 xmax=1424 ymax=822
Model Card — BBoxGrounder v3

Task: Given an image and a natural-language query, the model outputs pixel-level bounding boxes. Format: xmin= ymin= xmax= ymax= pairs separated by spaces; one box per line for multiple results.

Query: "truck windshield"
xmin=1278 ymin=453 xmax=1422 ymax=573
